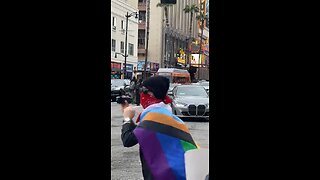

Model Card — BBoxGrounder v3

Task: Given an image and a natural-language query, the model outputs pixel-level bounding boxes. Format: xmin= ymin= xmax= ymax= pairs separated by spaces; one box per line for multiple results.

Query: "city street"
xmin=111 ymin=102 xmax=209 ymax=180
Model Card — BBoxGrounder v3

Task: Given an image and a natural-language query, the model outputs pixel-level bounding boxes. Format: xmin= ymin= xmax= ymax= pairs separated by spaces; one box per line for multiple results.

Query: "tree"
xmin=183 ymin=4 xmax=199 ymax=67
xmin=196 ymin=12 xmax=209 ymax=67
xmin=156 ymin=3 xmax=173 ymax=28
xmin=157 ymin=2 xmax=174 ymax=68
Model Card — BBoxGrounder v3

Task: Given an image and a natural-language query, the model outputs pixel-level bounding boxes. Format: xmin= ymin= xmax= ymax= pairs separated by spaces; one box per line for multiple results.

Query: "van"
xmin=155 ymin=68 xmax=191 ymax=84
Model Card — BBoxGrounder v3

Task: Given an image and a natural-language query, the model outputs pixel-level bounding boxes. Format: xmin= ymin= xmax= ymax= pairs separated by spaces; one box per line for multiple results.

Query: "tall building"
xmin=136 ymin=0 xmax=200 ymax=78
xmin=195 ymin=0 xmax=209 ymax=80
xmin=135 ymin=0 xmax=210 ymax=80
xmin=111 ymin=0 xmax=139 ymax=79
xmin=164 ymin=0 xmax=200 ymax=69
xmin=136 ymin=0 xmax=162 ymax=78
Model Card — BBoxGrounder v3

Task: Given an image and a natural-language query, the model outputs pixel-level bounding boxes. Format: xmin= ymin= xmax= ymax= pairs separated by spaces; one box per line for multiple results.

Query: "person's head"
xmin=142 ymin=76 xmax=170 ymax=100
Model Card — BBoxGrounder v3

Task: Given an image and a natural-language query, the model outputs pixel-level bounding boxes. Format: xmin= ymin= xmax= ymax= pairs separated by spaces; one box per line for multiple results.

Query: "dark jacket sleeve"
xmin=121 ymin=120 xmax=138 ymax=147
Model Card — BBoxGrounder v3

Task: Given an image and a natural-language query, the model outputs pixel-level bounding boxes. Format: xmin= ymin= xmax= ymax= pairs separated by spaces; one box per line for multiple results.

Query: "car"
xmin=198 ymin=81 xmax=209 ymax=93
xmin=111 ymin=79 xmax=130 ymax=102
xmin=169 ymin=85 xmax=209 ymax=121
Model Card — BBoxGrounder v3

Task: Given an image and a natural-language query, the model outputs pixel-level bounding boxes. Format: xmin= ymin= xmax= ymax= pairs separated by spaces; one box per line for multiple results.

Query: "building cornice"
xmin=111 ymin=0 xmax=137 ymax=12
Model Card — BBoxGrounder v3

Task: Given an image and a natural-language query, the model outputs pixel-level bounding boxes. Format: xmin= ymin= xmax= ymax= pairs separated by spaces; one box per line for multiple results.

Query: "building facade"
xmin=136 ymin=0 xmax=200 ymax=75
xmin=134 ymin=0 xmax=209 ymax=80
xmin=136 ymin=0 xmax=162 ymax=78
xmin=162 ymin=0 xmax=200 ymax=69
xmin=111 ymin=0 xmax=139 ymax=79
xmin=195 ymin=0 xmax=209 ymax=80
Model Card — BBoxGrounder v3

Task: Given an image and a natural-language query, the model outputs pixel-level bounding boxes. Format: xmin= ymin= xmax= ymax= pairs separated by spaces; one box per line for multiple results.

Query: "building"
xmin=194 ymin=0 xmax=209 ymax=80
xmin=111 ymin=0 xmax=139 ymax=79
xmin=135 ymin=0 xmax=210 ymax=80
xmin=136 ymin=0 xmax=162 ymax=78
xmin=136 ymin=0 xmax=200 ymax=79
xmin=163 ymin=0 xmax=200 ymax=69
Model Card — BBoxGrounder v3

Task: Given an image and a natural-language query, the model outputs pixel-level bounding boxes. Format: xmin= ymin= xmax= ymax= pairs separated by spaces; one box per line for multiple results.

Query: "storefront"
xmin=111 ymin=62 xmax=121 ymax=79
xmin=137 ymin=61 xmax=159 ymax=79
xmin=150 ymin=62 xmax=160 ymax=73
xmin=122 ymin=63 xmax=133 ymax=80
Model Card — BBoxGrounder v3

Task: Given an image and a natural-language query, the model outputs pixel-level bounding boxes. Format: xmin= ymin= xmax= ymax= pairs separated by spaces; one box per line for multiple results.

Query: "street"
xmin=111 ymin=102 xmax=209 ymax=180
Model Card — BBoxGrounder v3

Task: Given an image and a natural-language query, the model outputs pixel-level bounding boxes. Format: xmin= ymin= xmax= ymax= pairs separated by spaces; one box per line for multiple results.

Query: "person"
xmin=120 ymin=76 xmax=199 ymax=180
xmin=135 ymin=78 xmax=143 ymax=106
xmin=129 ymin=77 xmax=137 ymax=104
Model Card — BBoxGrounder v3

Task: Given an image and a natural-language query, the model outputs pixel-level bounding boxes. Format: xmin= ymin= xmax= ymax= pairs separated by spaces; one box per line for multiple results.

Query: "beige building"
xmin=137 ymin=0 xmax=200 ymax=76
xmin=111 ymin=0 xmax=139 ymax=79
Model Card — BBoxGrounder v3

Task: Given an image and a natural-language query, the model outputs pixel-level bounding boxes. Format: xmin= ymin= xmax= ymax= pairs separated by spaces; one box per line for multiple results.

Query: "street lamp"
xmin=123 ymin=11 xmax=139 ymax=79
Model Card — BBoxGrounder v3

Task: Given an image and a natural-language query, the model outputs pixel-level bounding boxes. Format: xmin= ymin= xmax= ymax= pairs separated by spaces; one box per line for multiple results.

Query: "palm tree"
xmin=183 ymin=4 xmax=199 ymax=67
xmin=196 ymin=12 xmax=209 ymax=67
xmin=157 ymin=3 xmax=174 ymax=68
xmin=156 ymin=3 xmax=173 ymax=28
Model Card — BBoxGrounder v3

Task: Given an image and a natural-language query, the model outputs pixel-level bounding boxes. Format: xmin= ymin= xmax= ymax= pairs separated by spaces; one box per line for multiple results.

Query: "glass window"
xmin=121 ymin=20 xmax=124 ymax=30
xmin=120 ymin=41 xmax=124 ymax=53
xmin=139 ymin=11 xmax=146 ymax=22
xmin=112 ymin=39 xmax=116 ymax=52
xmin=112 ymin=17 xmax=116 ymax=27
xmin=138 ymin=30 xmax=145 ymax=48
xmin=173 ymin=76 xmax=189 ymax=84
xmin=176 ymin=86 xmax=208 ymax=97
xmin=128 ymin=43 xmax=134 ymax=56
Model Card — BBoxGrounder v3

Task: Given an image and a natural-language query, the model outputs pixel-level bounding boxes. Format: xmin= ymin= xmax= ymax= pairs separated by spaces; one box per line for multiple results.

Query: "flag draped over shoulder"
xmin=133 ymin=106 xmax=198 ymax=180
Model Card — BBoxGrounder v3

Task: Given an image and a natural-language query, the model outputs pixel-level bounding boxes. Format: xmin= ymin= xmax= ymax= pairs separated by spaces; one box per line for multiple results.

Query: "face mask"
xmin=140 ymin=92 xmax=173 ymax=109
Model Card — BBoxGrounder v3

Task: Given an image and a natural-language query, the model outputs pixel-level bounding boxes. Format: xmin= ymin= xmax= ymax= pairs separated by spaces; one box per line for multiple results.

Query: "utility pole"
xmin=124 ymin=11 xmax=138 ymax=79
xmin=124 ymin=12 xmax=129 ymax=79
xmin=143 ymin=0 xmax=150 ymax=80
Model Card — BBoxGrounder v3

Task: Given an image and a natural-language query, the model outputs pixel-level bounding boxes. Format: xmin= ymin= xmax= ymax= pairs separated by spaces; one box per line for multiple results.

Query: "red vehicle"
xmin=155 ymin=68 xmax=191 ymax=84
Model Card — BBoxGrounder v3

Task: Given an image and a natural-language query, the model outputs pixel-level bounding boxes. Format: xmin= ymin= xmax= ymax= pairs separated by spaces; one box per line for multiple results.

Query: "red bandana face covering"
xmin=136 ymin=92 xmax=172 ymax=123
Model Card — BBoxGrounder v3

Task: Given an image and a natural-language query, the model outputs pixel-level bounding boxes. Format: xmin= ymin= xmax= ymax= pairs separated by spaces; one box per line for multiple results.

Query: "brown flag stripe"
xmin=137 ymin=120 xmax=196 ymax=147
xmin=142 ymin=112 xmax=190 ymax=133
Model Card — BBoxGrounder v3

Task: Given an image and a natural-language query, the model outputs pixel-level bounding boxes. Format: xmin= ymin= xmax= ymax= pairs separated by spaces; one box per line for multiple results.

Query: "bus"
xmin=155 ymin=68 xmax=191 ymax=84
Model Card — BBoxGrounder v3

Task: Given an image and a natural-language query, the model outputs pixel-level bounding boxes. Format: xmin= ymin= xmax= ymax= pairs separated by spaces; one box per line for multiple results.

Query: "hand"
xmin=121 ymin=101 xmax=135 ymax=119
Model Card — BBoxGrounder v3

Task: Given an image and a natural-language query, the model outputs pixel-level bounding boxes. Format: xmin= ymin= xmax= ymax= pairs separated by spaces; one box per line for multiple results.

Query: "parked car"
xmin=169 ymin=85 xmax=209 ymax=121
xmin=111 ymin=79 xmax=130 ymax=102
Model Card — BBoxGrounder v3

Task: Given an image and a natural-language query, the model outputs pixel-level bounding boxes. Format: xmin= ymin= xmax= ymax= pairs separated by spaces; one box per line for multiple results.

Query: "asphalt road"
xmin=111 ymin=102 xmax=209 ymax=180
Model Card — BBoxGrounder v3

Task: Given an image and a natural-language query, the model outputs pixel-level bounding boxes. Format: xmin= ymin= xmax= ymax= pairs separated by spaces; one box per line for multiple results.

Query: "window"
xmin=112 ymin=17 xmax=116 ymax=30
xmin=121 ymin=20 xmax=124 ymax=30
xmin=139 ymin=11 xmax=146 ymax=22
xmin=120 ymin=41 xmax=124 ymax=53
xmin=128 ymin=43 xmax=134 ymax=56
xmin=112 ymin=39 xmax=116 ymax=52
xmin=138 ymin=30 xmax=145 ymax=48
xmin=112 ymin=17 xmax=116 ymax=26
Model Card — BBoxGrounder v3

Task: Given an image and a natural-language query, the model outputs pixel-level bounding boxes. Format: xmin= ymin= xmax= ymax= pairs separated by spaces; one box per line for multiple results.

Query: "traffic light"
xmin=176 ymin=52 xmax=180 ymax=58
xmin=160 ymin=0 xmax=176 ymax=4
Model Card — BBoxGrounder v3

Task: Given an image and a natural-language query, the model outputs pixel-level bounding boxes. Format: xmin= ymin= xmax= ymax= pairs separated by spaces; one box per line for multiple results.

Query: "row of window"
xmin=112 ymin=17 xmax=125 ymax=30
xmin=111 ymin=39 xmax=134 ymax=56
xmin=112 ymin=11 xmax=146 ymax=30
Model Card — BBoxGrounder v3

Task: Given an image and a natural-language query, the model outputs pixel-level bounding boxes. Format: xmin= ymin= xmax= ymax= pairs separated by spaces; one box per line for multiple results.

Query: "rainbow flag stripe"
xmin=133 ymin=107 xmax=198 ymax=180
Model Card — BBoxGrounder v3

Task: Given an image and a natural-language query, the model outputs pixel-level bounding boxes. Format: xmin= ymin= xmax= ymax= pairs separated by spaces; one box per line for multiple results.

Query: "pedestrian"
xmin=129 ymin=77 xmax=137 ymax=104
xmin=135 ymin=78 xmax=143 ymax=106
xmin=120 ymin=76 xmax=199 ymax=180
